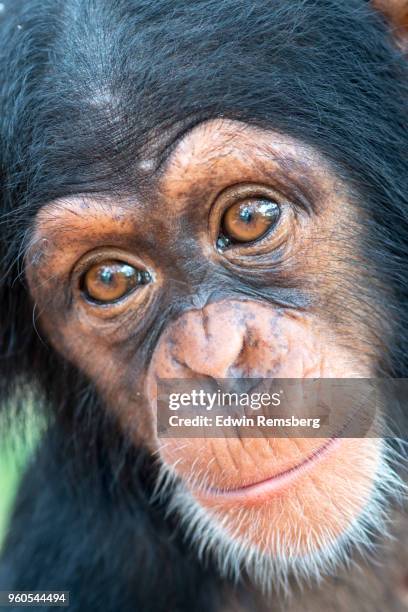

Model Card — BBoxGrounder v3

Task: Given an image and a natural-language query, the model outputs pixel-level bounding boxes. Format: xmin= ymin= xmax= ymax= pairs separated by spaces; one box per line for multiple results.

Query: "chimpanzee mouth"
xmin=197 ymin=436 xmax=342 ymax=504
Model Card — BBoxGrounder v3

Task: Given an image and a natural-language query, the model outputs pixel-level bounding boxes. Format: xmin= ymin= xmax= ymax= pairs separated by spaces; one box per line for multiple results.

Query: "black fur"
xmin=0 ymin=1 xmax=407 ymax=610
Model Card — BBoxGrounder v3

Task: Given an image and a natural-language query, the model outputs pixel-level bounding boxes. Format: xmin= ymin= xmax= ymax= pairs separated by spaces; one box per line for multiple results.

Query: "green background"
xmin=0 ymin=416 xmax=41 ymax=547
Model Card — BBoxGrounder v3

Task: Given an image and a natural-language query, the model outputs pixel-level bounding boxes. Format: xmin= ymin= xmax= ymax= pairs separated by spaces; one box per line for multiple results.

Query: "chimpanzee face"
xmin=25 ymin=118 xmax=400 ymax=587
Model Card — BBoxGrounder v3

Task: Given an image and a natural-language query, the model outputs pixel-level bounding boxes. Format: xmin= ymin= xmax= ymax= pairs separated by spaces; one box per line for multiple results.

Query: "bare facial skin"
xmin=146 ymin=299 xmax=382 ymax=558
xmin=25 ymin=119 xmax=397 ymax=588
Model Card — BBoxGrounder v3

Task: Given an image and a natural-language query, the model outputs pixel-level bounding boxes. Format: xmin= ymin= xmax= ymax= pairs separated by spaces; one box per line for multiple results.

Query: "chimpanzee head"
xmin=0 ymin=0 xmax=407 ymax=593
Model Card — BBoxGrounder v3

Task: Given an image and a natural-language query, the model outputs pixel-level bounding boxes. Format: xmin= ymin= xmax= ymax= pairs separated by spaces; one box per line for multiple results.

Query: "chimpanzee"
xmin=0 ymin=0 xmax=407 ymax=610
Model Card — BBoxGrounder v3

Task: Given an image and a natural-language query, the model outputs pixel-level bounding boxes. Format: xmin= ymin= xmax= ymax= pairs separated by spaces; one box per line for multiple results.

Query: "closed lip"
xmin=196 ymin=437 xmax=342 ymax=504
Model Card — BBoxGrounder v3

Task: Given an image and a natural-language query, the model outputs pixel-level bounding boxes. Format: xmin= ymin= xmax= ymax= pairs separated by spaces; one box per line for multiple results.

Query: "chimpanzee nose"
xmin=155 ymin=300 xmax=250 ymax=379
xmin=147 ymin=298 xmax=292 ymax=390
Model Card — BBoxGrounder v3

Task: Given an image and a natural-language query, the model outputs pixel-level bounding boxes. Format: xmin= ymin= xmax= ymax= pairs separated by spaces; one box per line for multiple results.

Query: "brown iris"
xmin=221 ymin=198 xmax=281 ymax=245
xmin=82 ymin=260 xmax=147 ymax=303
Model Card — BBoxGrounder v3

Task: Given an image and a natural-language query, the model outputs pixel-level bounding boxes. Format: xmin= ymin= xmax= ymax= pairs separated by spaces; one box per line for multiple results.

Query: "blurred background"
xmin=0 ymin=413 xmax=41 ymax=547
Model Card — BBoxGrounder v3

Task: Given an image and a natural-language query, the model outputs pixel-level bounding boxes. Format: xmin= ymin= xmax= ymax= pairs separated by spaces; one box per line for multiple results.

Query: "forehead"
xmin=34 ymin=118 xmax=337 ymax=227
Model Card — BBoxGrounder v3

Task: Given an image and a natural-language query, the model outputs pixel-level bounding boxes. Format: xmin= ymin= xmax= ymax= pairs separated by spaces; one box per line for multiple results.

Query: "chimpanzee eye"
xmin=218 ymin=198 xmax=281 ymax=248
xmin=81 ymin=260 xmax=150 ymax=304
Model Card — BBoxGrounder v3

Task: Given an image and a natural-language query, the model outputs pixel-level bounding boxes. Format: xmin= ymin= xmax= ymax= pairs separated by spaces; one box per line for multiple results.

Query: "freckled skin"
xmin=26 ymin=119 xmax=385 ymax=562
xmin=146 ymin=299 xmax=380 ymax=554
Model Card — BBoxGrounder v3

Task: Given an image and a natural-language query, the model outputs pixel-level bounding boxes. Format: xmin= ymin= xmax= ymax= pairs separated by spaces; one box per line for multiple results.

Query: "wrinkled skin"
xmin=0 ymin=0 xmax=405 ymax=607
xmin=26 ymin=120 xmax=384 ymax=560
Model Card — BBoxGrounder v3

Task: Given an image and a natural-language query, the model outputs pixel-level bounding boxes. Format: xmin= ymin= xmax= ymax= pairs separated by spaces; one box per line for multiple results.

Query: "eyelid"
xmin=72 ymin=247 xmax=149 ymax=279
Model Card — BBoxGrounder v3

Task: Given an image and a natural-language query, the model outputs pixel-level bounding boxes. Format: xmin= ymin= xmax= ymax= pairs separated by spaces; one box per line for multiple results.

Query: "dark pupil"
xmin=239 ymin=207 xmax=252 ymax=223
xmin=100 ymin=268 xmax=114 ymax=284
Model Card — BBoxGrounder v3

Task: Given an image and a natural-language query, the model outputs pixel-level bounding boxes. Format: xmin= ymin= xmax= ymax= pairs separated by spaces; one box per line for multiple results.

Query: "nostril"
xmin=200 ymin=309 xmax=211 ymax=342
xmin=226 ymin=330 xmax=262 ymax=378
xmin=169 ymin=353 xmax=191 ymax=373
xmin=228 ymin=333 xmax=249 ymax=374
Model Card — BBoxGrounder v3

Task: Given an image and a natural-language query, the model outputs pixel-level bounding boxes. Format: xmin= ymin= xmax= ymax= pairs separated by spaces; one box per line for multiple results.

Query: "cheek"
xmin=35 ymin=313 xmax=157 ymax=442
